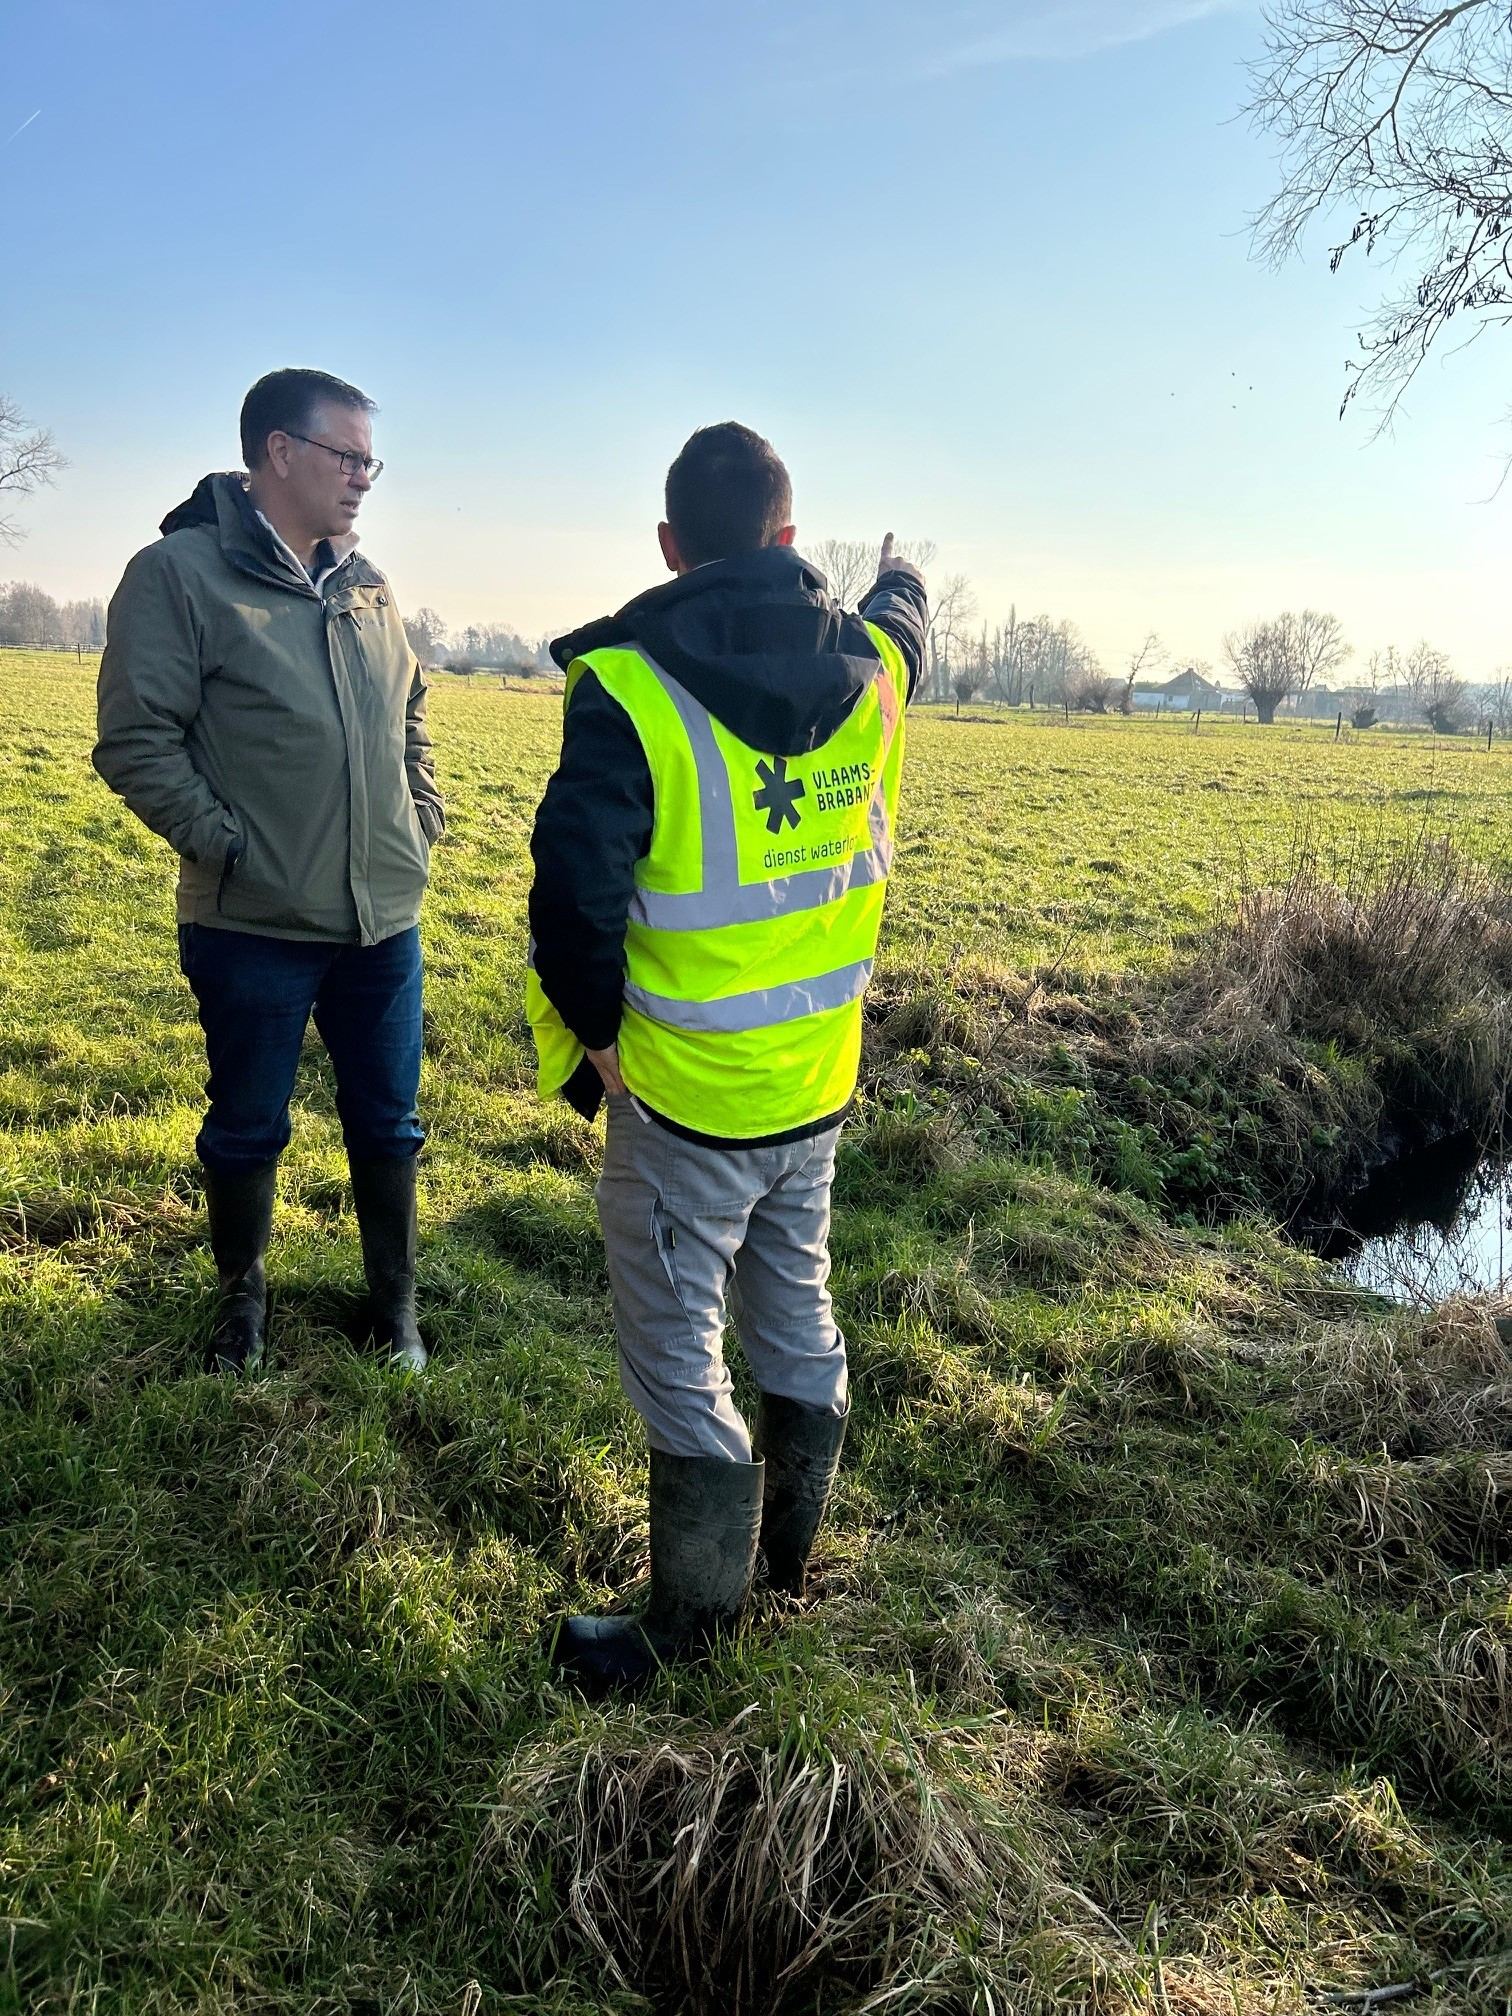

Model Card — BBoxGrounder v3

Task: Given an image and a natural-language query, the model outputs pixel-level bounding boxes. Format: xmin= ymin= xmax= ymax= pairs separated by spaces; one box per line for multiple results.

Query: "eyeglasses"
xmin=285 ymin=431 xmax=384 ymax=480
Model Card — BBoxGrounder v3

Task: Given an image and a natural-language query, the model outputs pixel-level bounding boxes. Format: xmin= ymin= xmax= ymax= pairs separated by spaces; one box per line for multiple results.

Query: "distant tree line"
xmin=400 ymin=605 xmax=554 ymax=678
xmin=811 ymin=536 xmax=1512 ymax=736
xmin=0 ymin=581 xmax=106 ymax=651
xmin=7 ymin=540 xmax=1508 ymax=740
xmin=1223 ymin=616 xmax=1508 ymax=734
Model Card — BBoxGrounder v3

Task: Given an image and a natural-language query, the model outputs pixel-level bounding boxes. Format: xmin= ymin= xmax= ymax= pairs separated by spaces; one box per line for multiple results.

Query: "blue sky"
xmin=3 ymin=0 xmax=1508 ymax=677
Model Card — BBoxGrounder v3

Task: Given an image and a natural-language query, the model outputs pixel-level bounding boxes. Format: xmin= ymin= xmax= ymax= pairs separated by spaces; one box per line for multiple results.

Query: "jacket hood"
xmin=551 ymin=546 xmax=886 ymax=756
xmin=158 ymin=472 xmax=361 ymax=590
xmin=159 ymin=472 xmax=240 ymax=538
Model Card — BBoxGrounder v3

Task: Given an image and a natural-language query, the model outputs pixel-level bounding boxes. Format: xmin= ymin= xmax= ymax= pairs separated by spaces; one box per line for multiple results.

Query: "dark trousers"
xmin=179 ymin=923 xmax=424 ymax=1174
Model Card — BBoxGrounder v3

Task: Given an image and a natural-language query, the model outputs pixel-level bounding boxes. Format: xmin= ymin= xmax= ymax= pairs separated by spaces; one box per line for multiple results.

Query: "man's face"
xmin=278 ymin=400 xmax=375 ymax=540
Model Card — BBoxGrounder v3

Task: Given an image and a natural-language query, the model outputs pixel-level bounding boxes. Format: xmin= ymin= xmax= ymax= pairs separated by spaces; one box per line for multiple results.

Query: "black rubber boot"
xmin=202 ymin=1160 xmax=278 ymax=1375
xmin=553 ymin=1450 xmax=765 ymax=1690
xmin=755 ymin=1392 xmax=849 ymax=1597
xmin=348 ymin=1154 xmax=428 ymax=1373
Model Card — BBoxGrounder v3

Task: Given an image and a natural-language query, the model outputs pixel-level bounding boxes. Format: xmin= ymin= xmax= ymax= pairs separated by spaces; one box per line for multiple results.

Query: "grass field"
xmin=1 ymin=650 xmax=1508 ymax=2015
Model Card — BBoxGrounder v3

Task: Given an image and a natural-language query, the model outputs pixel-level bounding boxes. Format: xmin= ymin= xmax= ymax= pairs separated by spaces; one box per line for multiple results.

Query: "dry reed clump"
xmin=1155 ymin=843 xmax=1512 ymax=1162
xmin=471 ymin=1718 xmax=1141 ymax=2016
xmin=866 ymin=841 xmax=1512 ymax=1223
xmin=1279 ymin=1299 xmax=1512 ymax=1457
xmin=1211 ymin=841 xmax=1512 ymax=1048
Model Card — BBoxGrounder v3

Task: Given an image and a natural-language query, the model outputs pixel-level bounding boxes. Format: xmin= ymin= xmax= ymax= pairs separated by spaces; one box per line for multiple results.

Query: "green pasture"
xmin=1 ymin=651 xmax=1507 ymax=2015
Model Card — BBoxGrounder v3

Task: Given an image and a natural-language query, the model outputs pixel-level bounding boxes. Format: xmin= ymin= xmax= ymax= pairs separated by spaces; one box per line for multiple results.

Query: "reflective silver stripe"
xmin=867 ymin=786 xmax=889 ymax=854
xmin=640 ymin=653 xmax=739 ymax=892
xmin=624 ymin=957 xmax=874 ymax=1033
xmin=632 ymin=650 xmax=894 ymax=929
xmin=630 ymin=838 xmax=891 ymax=929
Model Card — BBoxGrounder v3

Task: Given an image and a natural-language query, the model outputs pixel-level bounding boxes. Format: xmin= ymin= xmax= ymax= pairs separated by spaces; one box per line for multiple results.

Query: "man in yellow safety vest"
xmin=528 ymin=422 xmax=927 ymax=1686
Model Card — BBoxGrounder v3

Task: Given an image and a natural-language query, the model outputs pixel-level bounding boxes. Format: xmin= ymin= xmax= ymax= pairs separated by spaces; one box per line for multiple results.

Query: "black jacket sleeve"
xmin=860 ymin=561 xmax=929 ymax=702
xmin=528 ymin=672 xmax=653 ymax=1095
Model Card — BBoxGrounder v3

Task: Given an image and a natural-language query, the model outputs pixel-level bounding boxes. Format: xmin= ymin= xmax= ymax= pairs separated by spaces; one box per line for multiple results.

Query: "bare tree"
xmin=986 ymin=609 xmax=1022 ymax=705
xmin=1010 ymin=613 xmax=1099 ymax=708
xmin=1123 ymin=631 xmax=1166 ymax=710
xmin=1224 ymin=608 xmax=1350 ymax=723
xmin=58 ymin=598 xmax=106 ymax=653
xmin=1250 ymin=2 xmax=1512 ymax=418
xmin=805 ymin=539 xmax=876 ymax=608
xmin=810 ymin=536 xmax=883 ymax=604
xmin=1481 ymin=670 xmax=1512 ymax=735
xmin=1400 ymin=640 xmax=1467 ymax=732
xmin=1226 ymin=620 xmax=1290 ymax=723
xmin=1290 ymin=606 xmax=1352 ymax=692
xmin=1426 ymin=677 xmax=1468 ymax=735
xmin=951 ymin=631 xmax=990 ymax=716
xmin=0 ymin=397 xmax=66 ymax=546
xmin=402 ymin=605 xmax=448 ymax=665
xmin=1065 ymin=665 xmax=1118 ymax=713
xmin=806 ymin=535 xmax=936 ymax=612
xmin=1395 ymin=638 xmax=1443 ymax=715
xmin=926 ymin=574 xmax=977 ymax=701
xmin=1349 ymin=645 xmax=1399 ymax=725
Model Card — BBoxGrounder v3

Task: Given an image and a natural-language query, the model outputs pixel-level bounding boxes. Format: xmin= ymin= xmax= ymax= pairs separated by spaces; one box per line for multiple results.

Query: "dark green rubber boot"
xmin=202 ymin=1159 xmax=278 ymax=1375
xmin=553 ymin=1450 xmax=765 ymax=1690
xmin=348 ymin=1155 xmax=429 ymax=1373
xmin=756 ymin=1392 xmax=849 ymax=1597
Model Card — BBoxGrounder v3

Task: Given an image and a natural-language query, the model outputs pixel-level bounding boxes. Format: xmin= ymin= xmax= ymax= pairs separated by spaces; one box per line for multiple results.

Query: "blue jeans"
xmin=178 ymin=923 xmax=425 ymax=1173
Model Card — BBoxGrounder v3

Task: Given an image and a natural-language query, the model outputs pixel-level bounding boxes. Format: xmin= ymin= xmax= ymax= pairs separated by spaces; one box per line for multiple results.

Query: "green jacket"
xmin=93 ymin=472 xmax=444 ymax=945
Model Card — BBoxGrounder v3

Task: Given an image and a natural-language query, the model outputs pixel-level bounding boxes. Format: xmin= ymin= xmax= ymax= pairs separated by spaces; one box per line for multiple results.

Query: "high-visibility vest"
xmin=527 ymin=623 xmax=908 ymax=1139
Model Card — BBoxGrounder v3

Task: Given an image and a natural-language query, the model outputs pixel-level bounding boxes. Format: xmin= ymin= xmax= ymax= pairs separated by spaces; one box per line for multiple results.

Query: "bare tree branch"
xmin=0 ymin=395 xmax=67 ymax=546
xmin=1249 ymin=0 xmax=1512 ymax=418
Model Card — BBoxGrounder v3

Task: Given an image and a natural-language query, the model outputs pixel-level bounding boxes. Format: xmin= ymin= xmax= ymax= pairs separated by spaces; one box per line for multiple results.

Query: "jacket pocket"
xmin=216 ymin=831 xmax=247 ymax=915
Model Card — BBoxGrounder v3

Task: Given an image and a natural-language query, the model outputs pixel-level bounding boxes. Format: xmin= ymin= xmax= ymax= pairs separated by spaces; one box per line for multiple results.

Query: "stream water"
xmin=1304 ymin=1130 xmax=1511 ymax=1306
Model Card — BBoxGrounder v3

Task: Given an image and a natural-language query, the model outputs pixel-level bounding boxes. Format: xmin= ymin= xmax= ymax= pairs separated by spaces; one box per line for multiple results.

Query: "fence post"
xmin=1488 ymin=718 xmax=1495 ymax=753
xmin=1193 ymin=709 xmax=1201 ymax=734
xmin=1335 ymin=710 xmax=1343 ymax=742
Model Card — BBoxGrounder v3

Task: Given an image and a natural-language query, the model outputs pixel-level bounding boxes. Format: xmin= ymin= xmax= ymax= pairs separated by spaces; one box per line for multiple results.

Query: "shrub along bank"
xmin=866 ymin=839 xmax=1512 ymax=1228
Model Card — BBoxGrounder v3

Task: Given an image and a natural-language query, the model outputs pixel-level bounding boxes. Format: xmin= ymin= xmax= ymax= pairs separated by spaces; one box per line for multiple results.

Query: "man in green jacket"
xmin=94 ymin=367 xmax=444 ymax=1375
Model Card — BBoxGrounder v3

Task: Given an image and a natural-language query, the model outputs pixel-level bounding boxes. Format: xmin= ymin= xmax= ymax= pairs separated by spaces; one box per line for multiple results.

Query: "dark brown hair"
xmin=239 ymin=368 xmax=376 ymax=470
xmin=665 ymin=422 xmax=793 ymax=566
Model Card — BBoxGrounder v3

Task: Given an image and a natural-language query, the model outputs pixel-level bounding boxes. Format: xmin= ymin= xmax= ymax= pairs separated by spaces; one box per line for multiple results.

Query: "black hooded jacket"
xmin=528 ymin=546 xmax=928 ymax=1136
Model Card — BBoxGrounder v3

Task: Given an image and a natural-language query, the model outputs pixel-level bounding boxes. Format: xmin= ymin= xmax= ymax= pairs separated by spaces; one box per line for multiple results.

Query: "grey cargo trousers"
xmin=596 ymin=1093 xmax=848 ymax=1461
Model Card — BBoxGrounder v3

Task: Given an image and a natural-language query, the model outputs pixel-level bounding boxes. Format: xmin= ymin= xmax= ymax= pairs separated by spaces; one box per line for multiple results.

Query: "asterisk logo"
xmin=753 ymin=756 xmax=806 ymax=834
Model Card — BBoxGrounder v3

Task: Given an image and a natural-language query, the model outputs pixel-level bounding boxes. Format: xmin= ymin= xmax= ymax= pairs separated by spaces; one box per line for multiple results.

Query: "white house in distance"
xmin=1130 ymin=666 xmax=1231 ymax=712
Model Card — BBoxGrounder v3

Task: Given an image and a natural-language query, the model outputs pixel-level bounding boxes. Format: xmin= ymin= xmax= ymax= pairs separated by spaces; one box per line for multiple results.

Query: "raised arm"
xmin=860 ymin=531 xmax=929 ymax=702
